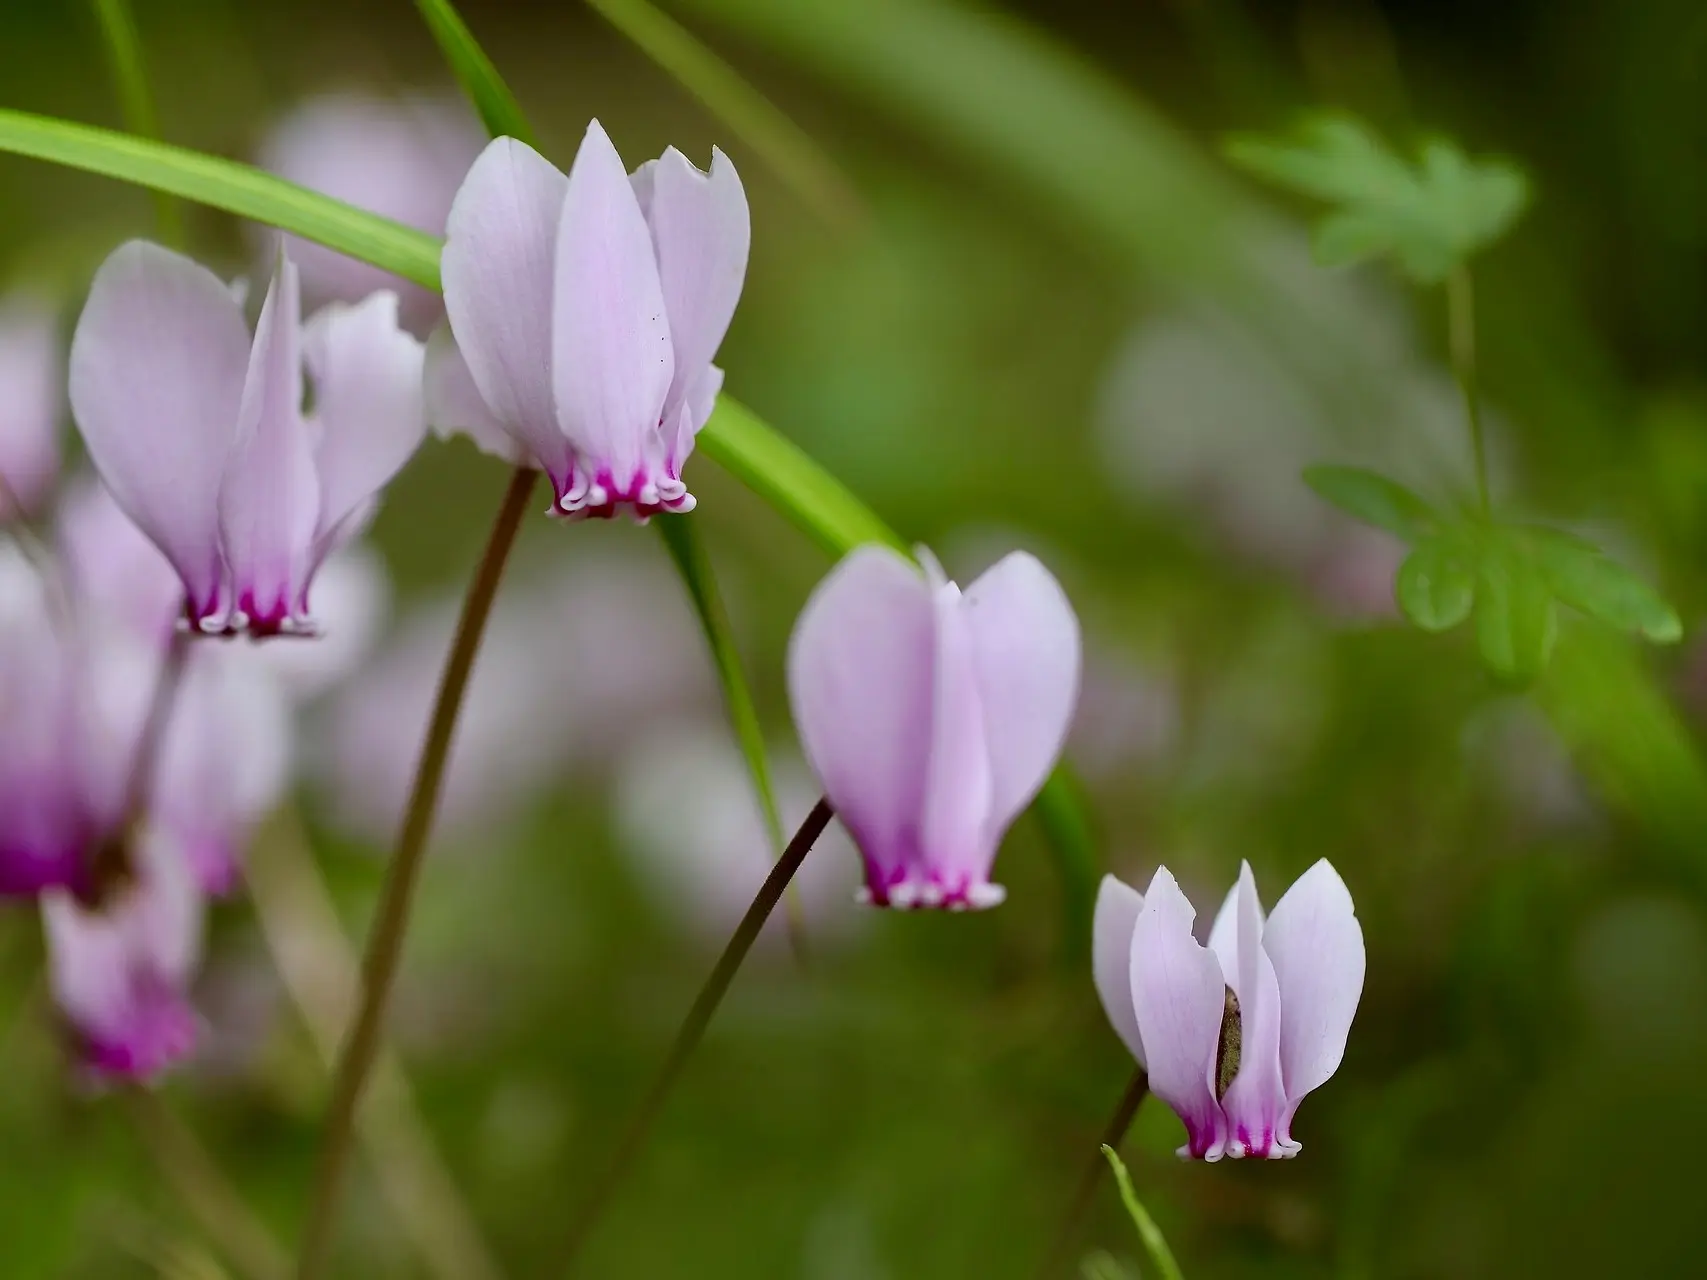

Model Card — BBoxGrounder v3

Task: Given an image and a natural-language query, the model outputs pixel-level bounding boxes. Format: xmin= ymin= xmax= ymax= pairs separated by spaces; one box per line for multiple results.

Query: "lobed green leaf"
xmin=1303 ymin=464 xmax=1437 ymax=541
xmin=1396 ymin=537 xmax=1475 ymax=632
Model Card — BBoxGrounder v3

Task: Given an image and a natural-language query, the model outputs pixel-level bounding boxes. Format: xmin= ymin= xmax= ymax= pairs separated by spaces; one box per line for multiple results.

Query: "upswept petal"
xmin=68 ymin=241 xmax=250 ymax=618
xmin=1263 ymin=859 xmax=1365 ymax=1111
xmin=960 ymin=552 xmax=1082 ymax=835
xmin=441 ymin=137 xmax=574 ymax=489
xmin=423 ymin=323 xmax=528 ymax=464
xmin=551 ymin=120 xmax=674 ymax=503
xmin=787 ymin=546 xmax=934 ymax=893
xmin=677 ymin=362 xmax=724 ymax=461
xmin=1216 ymin=862 xmax=1289 ymax=1157
xmin=1206 ymin=877 xmax=1245 ymax=987
xmin=218 ymin=255 xmax=318 ymax=631
xmin=1129 ymin=866 xmax=1227 ymax=1160
xmin=301 ymin=291 xmax=426 ymax=562
xmin=1093 ymin=874 xmax=1146 ymax=1065
xmin=0 ymin=294 xmax=63 ymax=517
xmin=916 ymin=568 xmax=996 ymax=906
xmin=639 ymin=145 xmax=749 ymax=421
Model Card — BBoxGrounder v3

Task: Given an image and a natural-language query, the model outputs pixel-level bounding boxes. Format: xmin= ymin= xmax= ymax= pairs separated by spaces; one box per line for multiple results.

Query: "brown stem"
xmin=559 ymin=798 xmax=835 ymax=1272
xmin=296 ymin=465 xmax=536 ymax=1279
xmin=1033 ymin=1067 xmax=1151 ymax=1280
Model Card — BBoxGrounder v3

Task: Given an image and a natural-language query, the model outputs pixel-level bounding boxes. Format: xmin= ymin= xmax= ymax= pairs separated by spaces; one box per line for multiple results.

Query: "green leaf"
xmin=1475 ymin=536 xmax=1557 ymax=680
xmin=1100 ymin=1146 xmax=1185 ymax=1280
xmin=1396 ymin=537 xmax=1475 ymax=632
xmin=0 ymin=108 xmax=443 ymax=288
xmin=411 ymin=0 xmax=537 ymax=144
xmin=1302 ymin=465 xmax=1437 ymax=541
xmin=1226 ymin=113 xmax=1530 ymax=283
xmin=655 ymin=515 xmax=788 ymax=867
xmin=1530 ymin=533 xmax=1683 ymax=644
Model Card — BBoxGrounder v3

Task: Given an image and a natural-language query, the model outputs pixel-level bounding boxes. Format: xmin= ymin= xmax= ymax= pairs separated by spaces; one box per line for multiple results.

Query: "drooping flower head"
xmin=1094 ymin=861 xmax=1365 ymax=1160
xmin=787 ymin=545 xmax=1081 ymax=909
xmin=0 ymin=292 xmax=63 ymax=520
xmin=429 ymin=120 xmax=749 ymax=520
xmin=42 ymin=828 xmax=204 ymax=1084
xmin=69 ymin=241 xmax=426 ymax=635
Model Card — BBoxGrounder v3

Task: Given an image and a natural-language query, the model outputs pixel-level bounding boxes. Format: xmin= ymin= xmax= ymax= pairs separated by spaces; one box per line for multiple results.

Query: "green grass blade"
xmin=412 ymin=0 xmax=537 ymax=145
xmin=586 ymin=0 xmax=863 ymax=232
xmin=0 ymin=108 xmax=442 ymax=287
xmin=655 ymin=515 xmax=788 ymax=864
xmin=1100 ymin=1146 xmax=1184 ymax=1280
xmin=87 ymin=0 xmax=182 ymax=245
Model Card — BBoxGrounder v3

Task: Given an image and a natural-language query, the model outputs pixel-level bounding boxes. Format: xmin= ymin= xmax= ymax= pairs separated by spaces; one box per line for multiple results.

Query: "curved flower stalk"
xmin=68 ymin=240 xmax=426 ymax=635
xmin=256 ymin=93 xmax=486 ymax=334
xmin=0 ymin=292 xmax=63 ymax=519
xmin=787 ymin=544 xmax=1081 ymax=909
xmin=1094 ymin=861 xmax=1365 ymax=1159
xmin=427 ymin=119 xmax=749 ymax=520
xmin=42 ymin=825 xmax=204 ymax=1084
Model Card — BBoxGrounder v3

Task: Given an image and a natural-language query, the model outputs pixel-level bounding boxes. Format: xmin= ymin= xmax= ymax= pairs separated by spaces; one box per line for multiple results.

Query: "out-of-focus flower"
xmin=429 ymin=121 xmax=748 ymax=520
xmin=0 ymin=294 xmax=62 ymax=519
xmin=256 ymin=93 xmax=485 ymax=333
xmin=788 ymin=545 xmax=1080 ymax=909
xmin=1093 ymin=861 xmax=1365 ymax=1160
xmin=614 ymin=723 xmax=863 ymax=945
xmin=69 ymin=241 xmax=425 ymax=635
xmin=56 ymin=474 xmax=182 ymax=642
xmin=42 ymin=828 xmax=203 ymax=1084
xmin=315 ymin=546 xmax=710 ymax=845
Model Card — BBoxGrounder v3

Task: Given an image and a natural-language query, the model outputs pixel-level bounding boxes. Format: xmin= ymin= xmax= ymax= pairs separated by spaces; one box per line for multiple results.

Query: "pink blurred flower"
xmin=614 ymin=723 xmax=863 ymax=946
xmin=428 ymin=121 xmax=748 ymax=519
xmin=42 ymin=828 xmax=203 ymax=1085
xmin=787 ymin=545 xmax=1080 ymax=910
xmin=256 ymin=93 xmax=485 ymax=333
xmin=69 ymin=242 xmax=425 ymax=635
xmin=0 ymin=293 xmax=62 ymax=519
xmin=1094 ymin=861 xmax=1364 ymax=1160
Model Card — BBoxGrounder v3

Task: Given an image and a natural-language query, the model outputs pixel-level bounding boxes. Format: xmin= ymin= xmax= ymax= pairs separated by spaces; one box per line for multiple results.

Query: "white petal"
xmin=68 ymin=241 xmax=250 ymax=617
xmin=1093 ymin=874 xmax=1146 ymax=1065
xmin=918 ymin=574 xmax=996 ymax=894
xmin=423 ymin=322 xmax=528 ymax=463
xmin=441 ymin=137 xmax=574 ymax=486
xmin=1264 ymin=859 xmax=1366 ymax=1105
xmin=1217 ymin=863 xmax=1288 ymax=1157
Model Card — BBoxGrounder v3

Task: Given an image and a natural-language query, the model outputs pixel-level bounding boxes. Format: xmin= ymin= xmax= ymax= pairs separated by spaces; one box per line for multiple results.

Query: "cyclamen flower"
xmin=428 ymin=120 xmax=749 ymax=519
xmin=42 ymin=828 xmax=203 ymax=1084
xmin=787 ymin=545 xmax=1081 ymax=909
xmin=1094 ymin=861 xmax=1365 ymax=1160
xmin=69 ymin=241 xmax=426 ymax=634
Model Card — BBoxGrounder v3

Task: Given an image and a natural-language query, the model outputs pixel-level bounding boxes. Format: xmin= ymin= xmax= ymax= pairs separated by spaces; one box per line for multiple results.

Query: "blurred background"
xmin=4 ymin=0 xmax=1707 ymax=1275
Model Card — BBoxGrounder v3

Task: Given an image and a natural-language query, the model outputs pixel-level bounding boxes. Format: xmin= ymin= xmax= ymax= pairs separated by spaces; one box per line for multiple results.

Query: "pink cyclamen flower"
xmin=0 ymin=293 xmax=63 ymax=519
xmin=42 ymin=829 xmax=203 ymax=1084
xmin=69 ymin=241 xmax=426 ymax=634
xmin=428 ymin=119 xmax=748 ymax=519
xmin=1094 ymin=861 xmax=1365 ymax=1160
xmin=787 ymin=545 xmax=1081 ymax=909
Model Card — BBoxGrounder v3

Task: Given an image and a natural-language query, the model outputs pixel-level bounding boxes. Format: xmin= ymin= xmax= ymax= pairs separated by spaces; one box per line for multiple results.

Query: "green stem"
xmin=559 ymin=797 xmax=835 ymax=1272
xmin=1101 ymin=1144 xmax=1184 ymax=1280
xmin=88 ymin=0 xmax=183 ymax=246
xmin=296 ymin=465 xmax=536 ymax=1280
xmin=1447 ymin=264 xmax=1489 ymax=516
xmin=127 ymin=1087 xmax=290 ymax=1280
xmin=1033 ymin=1067 xmax=1150 ymax=1280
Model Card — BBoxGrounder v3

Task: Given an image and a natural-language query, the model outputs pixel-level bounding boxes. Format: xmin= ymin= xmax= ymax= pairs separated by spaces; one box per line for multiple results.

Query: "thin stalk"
xmin=88 ymin=0 xmax=183 ymax=246
xmin=1033 ymin=1067 xmax=1151 ymax=1280
xmin=126 ymin=1087 xmax=290 ymax=1280
xmin=297 ymin=465 xmax=536 ymax=1280
xmin=1446 ymin=264 xmax=1489 ymax=516
xmin=559 ymin=797 xmax=835 ymax=1271
xmin=1101 ymin=1144 xmax=1183 ymax=1280
xmin=248 ymin=808 xmax=505 ymax=1280
xmin=91 ymin=626 xmax=191 ymax=899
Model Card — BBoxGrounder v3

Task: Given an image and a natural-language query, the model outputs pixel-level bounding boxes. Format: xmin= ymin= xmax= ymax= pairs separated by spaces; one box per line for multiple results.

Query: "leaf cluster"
xmin=1226 ymin=113 xmax=1530 ymax=283
xmin=1306 ymin=466 xmax=1681 ymax=679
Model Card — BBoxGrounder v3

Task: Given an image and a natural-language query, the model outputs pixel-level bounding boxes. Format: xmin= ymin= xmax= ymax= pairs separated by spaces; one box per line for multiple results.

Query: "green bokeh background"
xmin=5 ymin=0 xmax=1707 ymax=1276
